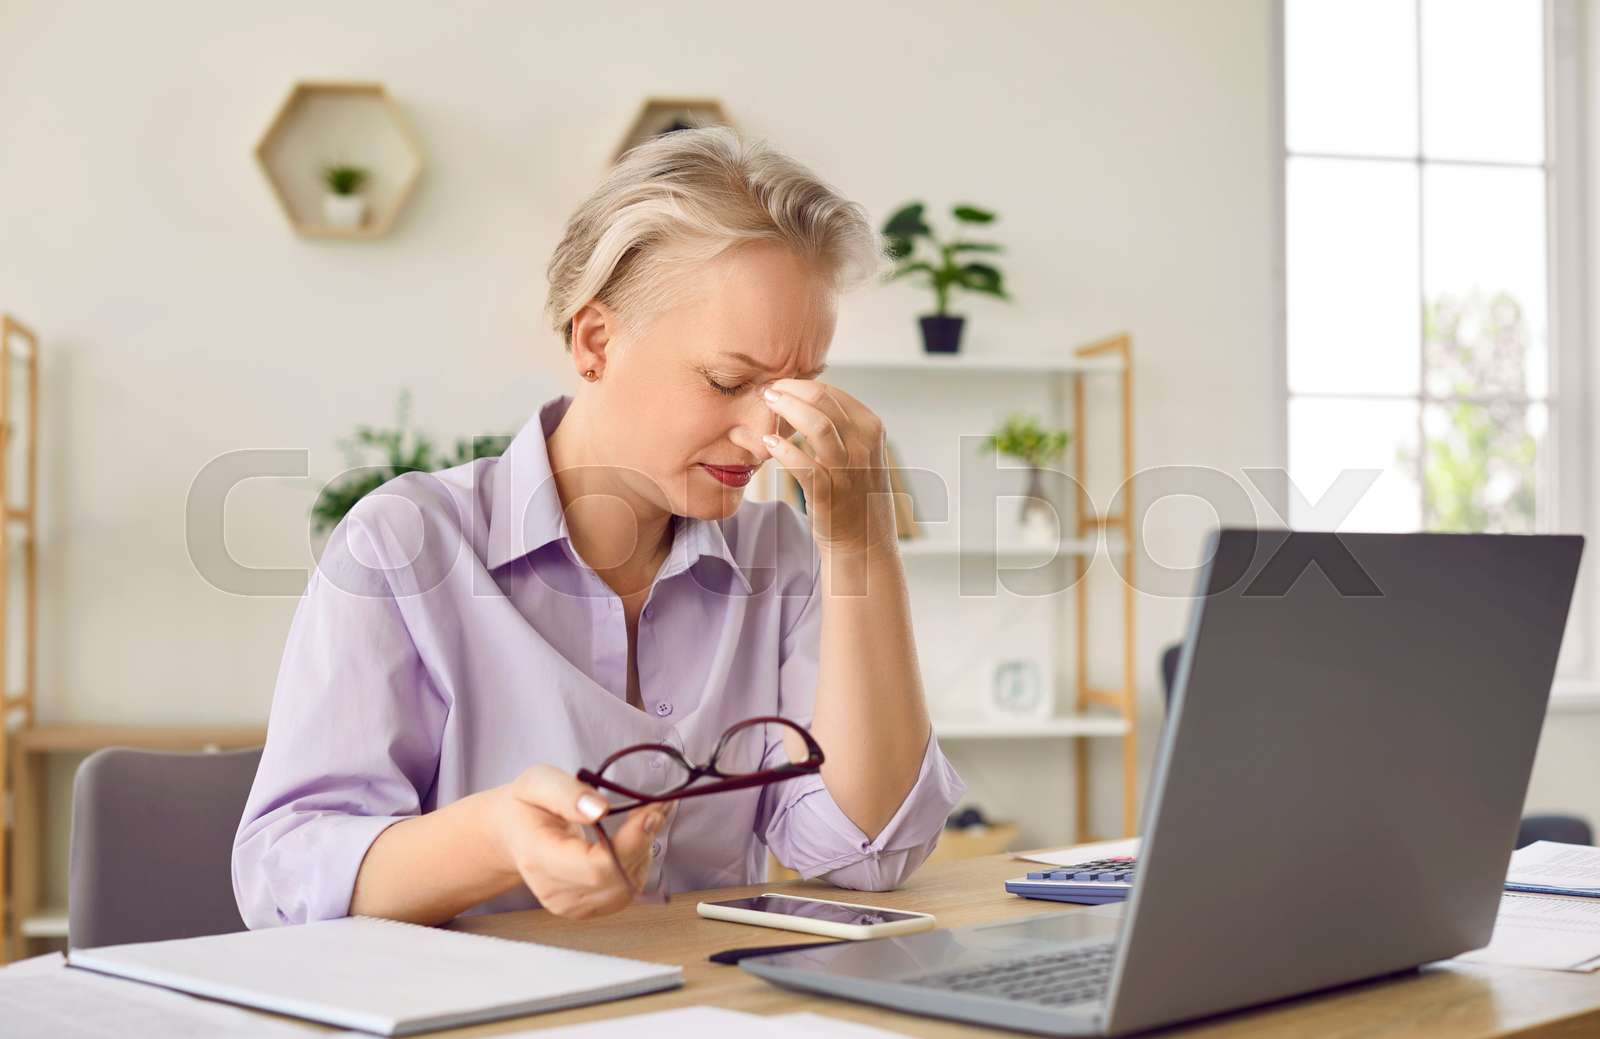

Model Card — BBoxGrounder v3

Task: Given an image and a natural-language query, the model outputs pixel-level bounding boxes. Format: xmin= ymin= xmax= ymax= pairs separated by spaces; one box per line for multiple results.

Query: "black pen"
xmin=708 ymin=939 xmax=849 ymax=965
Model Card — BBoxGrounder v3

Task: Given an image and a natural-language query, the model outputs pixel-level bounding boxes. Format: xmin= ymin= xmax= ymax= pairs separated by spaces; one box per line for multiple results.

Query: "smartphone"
xmin=696 ymin=892 xmax=937 ymax=940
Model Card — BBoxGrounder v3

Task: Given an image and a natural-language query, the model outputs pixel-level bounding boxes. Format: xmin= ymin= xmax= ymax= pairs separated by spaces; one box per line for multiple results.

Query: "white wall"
xmin=0 ymin=0 xmax=1286 ymax=854
xmin=62 ymin=0 xmax=1600 ymax=880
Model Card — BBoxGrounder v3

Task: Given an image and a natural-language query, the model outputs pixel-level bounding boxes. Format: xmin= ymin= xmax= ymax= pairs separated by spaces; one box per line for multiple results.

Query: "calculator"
xmin=1003 ymin=854 xmax=1137 ymax=904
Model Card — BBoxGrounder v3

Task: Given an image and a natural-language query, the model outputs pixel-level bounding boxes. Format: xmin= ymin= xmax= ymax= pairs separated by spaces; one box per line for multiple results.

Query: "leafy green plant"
xmin=311 ymin=390 xmax=512 ymax=534
xmin=980 ymin=413 xmax=1070 ymax=468
xmin=881 ymin=202 xmax=1011 ymax=315
xmin=321 ymin=163 xmax=370 ymax=196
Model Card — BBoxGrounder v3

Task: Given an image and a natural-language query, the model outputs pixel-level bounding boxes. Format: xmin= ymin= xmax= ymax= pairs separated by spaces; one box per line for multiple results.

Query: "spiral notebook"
xmin=65 ymin=915 xmax=683 ymax=1036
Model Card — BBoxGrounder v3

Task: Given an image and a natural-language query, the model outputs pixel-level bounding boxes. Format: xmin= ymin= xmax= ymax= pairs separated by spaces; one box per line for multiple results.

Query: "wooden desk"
xmin=356 ymin=852 xmax=1600 ymax=1038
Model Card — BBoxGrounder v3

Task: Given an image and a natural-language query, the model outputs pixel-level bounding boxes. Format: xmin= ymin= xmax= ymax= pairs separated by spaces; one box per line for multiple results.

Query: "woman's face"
xmin=578 ymin=241 xmax=837 ymax=520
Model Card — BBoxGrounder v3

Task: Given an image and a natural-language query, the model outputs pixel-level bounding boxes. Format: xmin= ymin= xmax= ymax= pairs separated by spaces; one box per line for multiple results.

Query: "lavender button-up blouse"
xmin=232 ymin=394 xmax=966 ymax=929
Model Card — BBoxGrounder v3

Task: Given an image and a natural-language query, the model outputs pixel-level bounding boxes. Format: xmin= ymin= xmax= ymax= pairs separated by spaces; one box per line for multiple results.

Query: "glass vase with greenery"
xmin=980 ymin=413 xmax=1070 ymax=534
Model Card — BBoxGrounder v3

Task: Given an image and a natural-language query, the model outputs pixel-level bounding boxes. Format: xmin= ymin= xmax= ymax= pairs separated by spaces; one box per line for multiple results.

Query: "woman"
xmin=232 ymin=126 xmax=966 ymax=929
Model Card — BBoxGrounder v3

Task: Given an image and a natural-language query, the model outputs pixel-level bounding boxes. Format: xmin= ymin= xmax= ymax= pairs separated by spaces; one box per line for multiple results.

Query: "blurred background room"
xmin=0 ymin=0 xmax=1595 ymax=960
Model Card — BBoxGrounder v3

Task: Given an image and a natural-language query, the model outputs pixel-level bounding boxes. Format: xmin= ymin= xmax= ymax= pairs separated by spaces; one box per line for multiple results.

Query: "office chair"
xmin=1516 ymin=814 xmax=1593 ymax=848
xmin=68 ymin=746 xmax=262 ymax=948
xmin=1157 ymin=642 xmax=1591 ymax=851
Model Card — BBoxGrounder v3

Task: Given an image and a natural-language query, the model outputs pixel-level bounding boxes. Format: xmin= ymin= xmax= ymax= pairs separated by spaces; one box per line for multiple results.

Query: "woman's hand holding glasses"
xmin=487 ymin=717 xmax=822 ymax=919
xmin=488 ymin=764 xmax=670 ymax=920
xmin=576 ymin=716 xmax=824 ymax=907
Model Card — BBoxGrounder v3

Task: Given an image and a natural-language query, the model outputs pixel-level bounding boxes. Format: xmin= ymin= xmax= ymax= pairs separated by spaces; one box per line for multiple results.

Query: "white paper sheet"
xmin=0 ymin=952 xmax=316 ymax=1037
xmin=1457 ymin=894 xmax=1600 ymax=971
xmin=1013 ymin=837 xmax=1141 ymax=866
xmin=1506 ymin=841 xmax=1600 ymax=897
xmin=481 ymin=1006 xmax=913 ymax=1037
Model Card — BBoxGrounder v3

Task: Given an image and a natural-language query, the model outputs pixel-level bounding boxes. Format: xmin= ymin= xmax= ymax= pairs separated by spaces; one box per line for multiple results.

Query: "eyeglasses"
xmin=575 ymin=716 xmax=825 ymax=905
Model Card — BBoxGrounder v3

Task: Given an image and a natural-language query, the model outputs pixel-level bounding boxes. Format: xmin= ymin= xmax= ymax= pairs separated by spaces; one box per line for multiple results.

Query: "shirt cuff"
xmin=233 ymin=812 xmax=409 ymax=929
xmin=763 ymin=730 xmax=967 ymax=891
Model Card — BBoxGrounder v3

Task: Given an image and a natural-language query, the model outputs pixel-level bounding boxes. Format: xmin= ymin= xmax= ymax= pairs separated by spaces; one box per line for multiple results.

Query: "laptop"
xmin=743 ymin=529 xmax=1584 ymax=1036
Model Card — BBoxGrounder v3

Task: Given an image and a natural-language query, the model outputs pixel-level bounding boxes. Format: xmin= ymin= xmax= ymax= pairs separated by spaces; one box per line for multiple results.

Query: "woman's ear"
xmin=569 ymin=300 xmax=617 ymax=381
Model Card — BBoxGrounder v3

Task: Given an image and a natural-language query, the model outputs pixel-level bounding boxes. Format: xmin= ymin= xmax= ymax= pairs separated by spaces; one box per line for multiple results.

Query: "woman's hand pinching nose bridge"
xmin=758 ymin=378 xmax=894 ymax=558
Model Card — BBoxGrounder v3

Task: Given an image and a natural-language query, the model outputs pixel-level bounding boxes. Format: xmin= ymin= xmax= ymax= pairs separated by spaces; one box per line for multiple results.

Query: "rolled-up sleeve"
xmin=756 ymin=547 xmax=967 ymax=891
xmin=232 ymin=505 xmax=446 ymax=929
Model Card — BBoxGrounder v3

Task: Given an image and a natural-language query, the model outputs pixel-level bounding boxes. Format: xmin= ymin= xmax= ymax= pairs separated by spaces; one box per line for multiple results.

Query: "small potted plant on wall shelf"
xmin=981 ymin=412 xmax=1070 ymax=545
xmin=882 ymin=201 xmax=1011 ymax=354
xmin=321 ymin=162 xmax=371 ymax=229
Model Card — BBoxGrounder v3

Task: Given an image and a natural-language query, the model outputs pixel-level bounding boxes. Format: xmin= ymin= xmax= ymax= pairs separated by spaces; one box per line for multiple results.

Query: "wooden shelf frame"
xmin=253 ymin=80 xmax=425 ymax=240
xmin=0 ymin=312 xmax=38 ymax=963
xmin=612 ymin=97 xmax=733 ymax=165
xmin=1071 ymin=333 xmax=1137 ymax=841
xmin=0 ymin=320 xmax=269 ymax=961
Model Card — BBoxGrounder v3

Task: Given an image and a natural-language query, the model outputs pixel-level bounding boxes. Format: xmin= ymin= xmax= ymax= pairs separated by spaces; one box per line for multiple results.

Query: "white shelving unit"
xmin=19 ymin=908 xmax=65 ymax=940
xmin=827 ymin=353 xmax=1127 ymax=375
xmin=935 ymin=715 xmax=1132 ymax=740
xmin=894 ymin=536 xmax=1125 ymax=559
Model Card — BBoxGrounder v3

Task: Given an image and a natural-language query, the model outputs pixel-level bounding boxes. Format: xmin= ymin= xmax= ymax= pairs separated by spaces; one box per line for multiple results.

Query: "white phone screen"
xmin=708 ymin=895 xmax=924 ymax=927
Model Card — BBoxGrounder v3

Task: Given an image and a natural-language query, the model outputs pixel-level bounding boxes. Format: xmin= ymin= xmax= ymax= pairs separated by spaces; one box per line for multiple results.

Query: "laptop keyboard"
xmin=902 ymin=942 xmax=1116 ymax=1007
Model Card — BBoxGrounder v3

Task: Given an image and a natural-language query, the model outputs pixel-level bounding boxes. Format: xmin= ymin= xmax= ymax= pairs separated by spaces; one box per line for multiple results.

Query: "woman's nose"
xmin=730 ymin=390 xmax=787 ymax=459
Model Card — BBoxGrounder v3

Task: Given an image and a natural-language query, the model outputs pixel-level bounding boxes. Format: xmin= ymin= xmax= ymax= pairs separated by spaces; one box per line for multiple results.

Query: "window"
xmin=1283 ymin=0 xmax=1556 ymax=535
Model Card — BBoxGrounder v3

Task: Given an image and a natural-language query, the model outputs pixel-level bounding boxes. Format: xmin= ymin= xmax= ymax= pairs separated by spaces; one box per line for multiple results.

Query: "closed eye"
xmin=705 ymin=375 xmax=747 ymax=397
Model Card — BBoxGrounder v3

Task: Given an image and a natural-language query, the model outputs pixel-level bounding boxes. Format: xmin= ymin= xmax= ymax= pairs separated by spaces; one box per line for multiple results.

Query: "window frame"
xmin=1271 ymin=0 xmax=1594 ymax=701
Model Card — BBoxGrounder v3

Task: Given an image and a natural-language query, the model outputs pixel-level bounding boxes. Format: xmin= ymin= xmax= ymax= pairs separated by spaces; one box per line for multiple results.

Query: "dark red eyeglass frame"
xmin=575 ymin=715 xmax=825 ymax=904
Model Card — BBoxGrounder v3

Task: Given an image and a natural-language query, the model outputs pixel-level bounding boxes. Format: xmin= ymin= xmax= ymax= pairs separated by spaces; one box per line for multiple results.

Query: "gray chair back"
xmin=68 ymin=746 xmax=262 ymax=949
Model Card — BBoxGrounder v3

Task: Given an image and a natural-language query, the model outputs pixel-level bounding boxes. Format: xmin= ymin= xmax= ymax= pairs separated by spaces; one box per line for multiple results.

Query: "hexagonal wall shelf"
xmin=254 ymin=81 xmax=424 ymax=239
xmin=612 ymin=97 xmax=734 ymax=164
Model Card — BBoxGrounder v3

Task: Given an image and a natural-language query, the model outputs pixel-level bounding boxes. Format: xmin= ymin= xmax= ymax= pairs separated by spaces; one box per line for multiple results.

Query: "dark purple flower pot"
xmin=919 ymin=314 xmax=965 ymax=354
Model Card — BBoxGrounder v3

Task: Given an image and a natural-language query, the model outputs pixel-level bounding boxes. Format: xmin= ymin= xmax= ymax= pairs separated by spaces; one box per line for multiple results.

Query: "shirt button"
xmin=655 ymin=702 xmax=672 ymax=717
xmin=648 ymin=757 xmax=662 ymax=769
xmin=650 ymin=840 xmax=662 ymax=857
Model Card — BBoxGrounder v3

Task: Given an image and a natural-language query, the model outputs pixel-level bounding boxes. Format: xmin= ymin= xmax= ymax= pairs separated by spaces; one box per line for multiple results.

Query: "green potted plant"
xmin=980 ymin=413 xmax=1070 ymax=543
xmin=321 ymin=162 xmax=371 ymax=230
xmin=882 ymin=201 xmax=1011 ymax=354
xmin=312 ymin=390 xmax=511 ymax=534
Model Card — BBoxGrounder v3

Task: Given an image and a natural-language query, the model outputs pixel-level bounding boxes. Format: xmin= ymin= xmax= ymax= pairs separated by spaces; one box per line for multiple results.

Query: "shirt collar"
xmin=485 ymin=394 xmax=752 ymax=593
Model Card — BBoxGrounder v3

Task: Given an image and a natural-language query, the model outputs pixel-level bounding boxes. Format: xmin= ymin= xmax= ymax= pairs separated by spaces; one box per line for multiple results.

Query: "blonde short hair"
xmin=545 ymin=124 xmax=888 ymax=349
